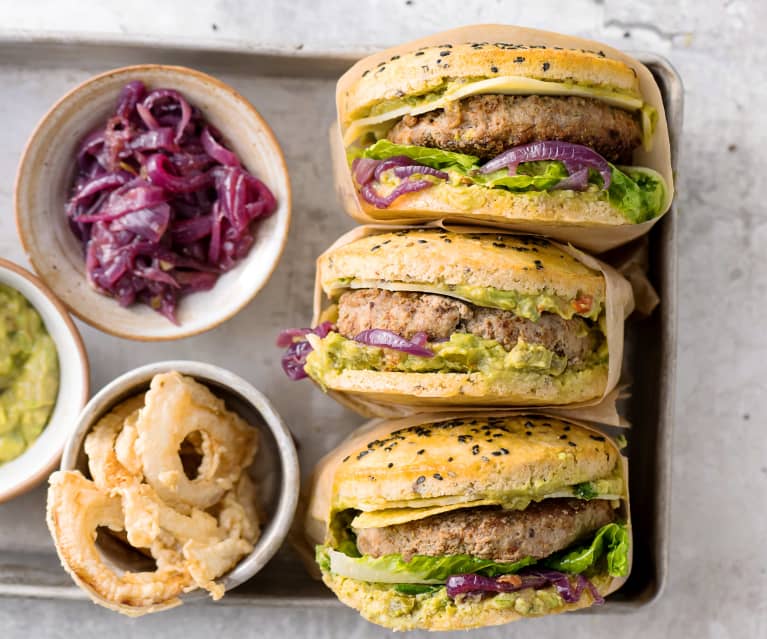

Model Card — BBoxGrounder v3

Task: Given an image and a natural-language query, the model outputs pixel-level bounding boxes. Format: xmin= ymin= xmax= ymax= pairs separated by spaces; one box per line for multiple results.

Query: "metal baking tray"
xmin=0 ymin=36 xmax=680 ymax=611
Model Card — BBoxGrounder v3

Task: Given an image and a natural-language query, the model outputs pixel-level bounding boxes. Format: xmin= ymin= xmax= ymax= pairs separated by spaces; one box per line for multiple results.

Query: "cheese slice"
xmin=352 ymin=487 xmax=624 ymax=530
xmin=343 ymin=75 xmax=649 ymax=148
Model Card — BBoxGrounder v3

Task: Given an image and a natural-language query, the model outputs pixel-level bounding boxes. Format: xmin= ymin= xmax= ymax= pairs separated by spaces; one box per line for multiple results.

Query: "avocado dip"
xmin=0 ymin=284 xmax=59 ymax=464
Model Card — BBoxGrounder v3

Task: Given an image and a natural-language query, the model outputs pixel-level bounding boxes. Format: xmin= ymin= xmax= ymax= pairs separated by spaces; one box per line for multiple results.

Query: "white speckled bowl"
xmin=60 ymin=360 xmax=299 ymax=600
xmin=15 ymin=65 xmax=291 ymax=341
xmin=0 ymin=258 xmax=89 ymax=503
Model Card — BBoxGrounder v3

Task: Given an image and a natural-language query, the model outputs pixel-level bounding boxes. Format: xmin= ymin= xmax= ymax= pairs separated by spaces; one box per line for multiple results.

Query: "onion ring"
xmin=46 ymin=471 xmax=192 ymax=615
xmin=135 ymin=372 xmax=258 ymax=509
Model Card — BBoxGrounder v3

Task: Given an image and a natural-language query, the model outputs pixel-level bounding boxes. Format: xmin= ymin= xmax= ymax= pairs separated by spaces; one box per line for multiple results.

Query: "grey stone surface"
xmin=1 ymin=0 xmax=767 ymax=637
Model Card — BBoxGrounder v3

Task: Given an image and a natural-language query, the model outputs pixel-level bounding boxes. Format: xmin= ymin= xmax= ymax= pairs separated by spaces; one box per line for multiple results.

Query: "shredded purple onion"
xmin=360 ymin=180 xmax=434 ymax=209
xmin=278 ymin=325 xmax=435 ymax=381
xmin=353 ymin=329 xmax=435 ymax=357
xmin=445 ymin=570 xmax=603 ymax=605
xmin=351 ymin=158 xmax=379 ymax=186
xmin=480 ymin=141 xmax=611 ymax=189
xmin=551 ymin=168 xmax=590 ymax=192
xmin=277 ymin=322 xmax=335 ymax=380
xmin=66 ymin=80 xmax=277 ymax=323
xmin=392 ymin=165 xmax=448 ymax=180
xmin=352 ymin=156 xmax=447 ymax=208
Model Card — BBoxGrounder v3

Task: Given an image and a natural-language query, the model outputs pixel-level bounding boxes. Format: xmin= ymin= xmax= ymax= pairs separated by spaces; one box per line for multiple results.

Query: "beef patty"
xmin=355 ymin=498 xmax=616 ymax=562
xmin=336 ymin=289 xmax=599 ymax=365
xmin=387 ymin=94 xmax=642 ymax=163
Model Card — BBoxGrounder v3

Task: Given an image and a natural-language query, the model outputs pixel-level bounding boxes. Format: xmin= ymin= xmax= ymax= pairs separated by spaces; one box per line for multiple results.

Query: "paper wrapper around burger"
xmin=311 ymin=224 xmax=634 ymax=425
xmin=298 ymin=411 xmax=632 ymax=597
xmin=331 ymin=25 xmax=674 ymax=254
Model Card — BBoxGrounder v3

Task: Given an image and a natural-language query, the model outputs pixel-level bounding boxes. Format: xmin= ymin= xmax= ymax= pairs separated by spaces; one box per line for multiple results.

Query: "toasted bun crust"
xmin=313 ymin=366 xmax=607 ymax=424
xmin=318 ymin=229 xmax=605 ymax=302
xmin=322 ymin=573 xmax=614 ymax=631
xmin=355 ymin=182 xmax=631 ymax=226
xmin=329 ymin=414 xmax=618 ymax=512
xmin=340 ymin=42 xmax=641 ymax=125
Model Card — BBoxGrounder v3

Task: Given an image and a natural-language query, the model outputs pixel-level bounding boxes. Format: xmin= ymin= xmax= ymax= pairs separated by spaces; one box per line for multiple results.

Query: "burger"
xmin=305 ymin=414 xmax=630 ymax=631
xmin=278 ymin=229 xmax=627 ymax=411
xmin=335 ymin=35 xmax=671 ymax=228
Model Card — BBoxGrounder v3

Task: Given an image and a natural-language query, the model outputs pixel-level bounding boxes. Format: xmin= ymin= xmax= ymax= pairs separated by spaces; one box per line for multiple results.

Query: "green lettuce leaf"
xmin=608 ymin=166 xmax=666 ymax=224
xmin=359 ymin=140 xmax=666 ymax=223
xmin=544 ymin=523 xmax=630 ymax=577
xmin=361 ymin=139 xmax=479 ymax=170
xmin=319 ymin=546 xmax=535 ymax=584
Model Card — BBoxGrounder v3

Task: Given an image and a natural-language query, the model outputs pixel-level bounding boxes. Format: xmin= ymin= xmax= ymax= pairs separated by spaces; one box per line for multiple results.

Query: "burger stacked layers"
xmin=338 ymin=41 xmax=670 ymax=227
xmin=307 ymin=415 xmax=629 ymax=631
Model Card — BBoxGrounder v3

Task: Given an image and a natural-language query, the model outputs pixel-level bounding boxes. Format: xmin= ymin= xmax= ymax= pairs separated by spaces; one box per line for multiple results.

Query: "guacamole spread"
xmin=0 ymin=284 xmax=59 ymax=464
xmin=305 ymin=331 xmax=607 ymax=383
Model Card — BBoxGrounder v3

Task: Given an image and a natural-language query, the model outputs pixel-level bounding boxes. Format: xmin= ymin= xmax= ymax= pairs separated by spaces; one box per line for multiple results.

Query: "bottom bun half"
xmin=322 ymin=571 xmax=626 ymax=631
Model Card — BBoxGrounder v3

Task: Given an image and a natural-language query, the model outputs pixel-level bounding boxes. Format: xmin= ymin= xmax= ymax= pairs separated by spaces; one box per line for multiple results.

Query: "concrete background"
xmin=1 ymin=0 xmax=766 ymax=637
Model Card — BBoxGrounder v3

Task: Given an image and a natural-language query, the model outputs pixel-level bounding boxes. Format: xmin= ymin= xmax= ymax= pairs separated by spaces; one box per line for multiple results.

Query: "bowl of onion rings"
xmin=47 ymin=360 xmax=299 ymax=616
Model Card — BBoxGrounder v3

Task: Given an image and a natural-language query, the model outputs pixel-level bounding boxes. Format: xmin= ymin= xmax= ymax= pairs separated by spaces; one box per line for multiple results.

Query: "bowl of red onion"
xmin=14 ymin=65 xmax=290 ymax=340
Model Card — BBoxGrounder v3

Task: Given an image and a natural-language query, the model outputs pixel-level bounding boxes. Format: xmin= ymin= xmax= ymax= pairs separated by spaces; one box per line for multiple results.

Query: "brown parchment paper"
xmin=298 ymin=411 xmax=632 ymax=596
xmin=330 ymin=25 xmax=674 ymax=254
xmin=309 ymin=224 xmax=634 ymax=425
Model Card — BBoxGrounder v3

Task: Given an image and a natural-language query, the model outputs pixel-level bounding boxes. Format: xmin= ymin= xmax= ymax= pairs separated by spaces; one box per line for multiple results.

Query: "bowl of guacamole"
xmin=0 ymin=259 xmax=89 ymax=502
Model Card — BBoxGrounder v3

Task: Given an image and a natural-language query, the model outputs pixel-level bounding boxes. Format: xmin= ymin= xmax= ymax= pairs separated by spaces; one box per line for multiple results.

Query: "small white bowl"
xmin=0 ymin=258 xmax=89 ymax=503
xmin=15 ymin=65 xmax=291 ymax=341
xmin=61 ymin=360 xmax=299 ymax=598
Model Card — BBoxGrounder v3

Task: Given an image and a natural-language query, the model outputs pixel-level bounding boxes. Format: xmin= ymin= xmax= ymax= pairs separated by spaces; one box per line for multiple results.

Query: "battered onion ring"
xmin=135 ymin=372 xmax=258 ymax=509
xmin=46 ymin=471 xmax=191 ymax=616
xmin=218 ymin=473 xmax=261 ymax=545
xmin=114 ymin=412 xmax=142 ymax=476
xmin=85 ymin=395 xmax=145 ymax=490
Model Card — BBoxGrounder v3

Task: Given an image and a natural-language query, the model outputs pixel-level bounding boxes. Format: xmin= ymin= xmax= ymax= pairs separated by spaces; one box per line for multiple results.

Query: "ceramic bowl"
xmin=60 ymin=360 xmax=299 ymax=598
xmin=0 ymin=258 xmax=89 ymax=503
xmin=15 ymin=65 xmax=291 ymax=340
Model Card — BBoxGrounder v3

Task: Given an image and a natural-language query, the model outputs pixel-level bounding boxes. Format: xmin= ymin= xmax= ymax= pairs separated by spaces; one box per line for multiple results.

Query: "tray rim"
xmin=0 ymin=34 xmax=680 ymax=613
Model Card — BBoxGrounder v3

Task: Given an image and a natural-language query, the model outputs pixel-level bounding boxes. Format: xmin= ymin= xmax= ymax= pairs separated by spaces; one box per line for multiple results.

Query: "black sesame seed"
xmin=357 ymin=450 xmax=370 ymax=460
xmin=490 ymin=65 xmax=499 ymax=73
xmin=444 ymin=238 xmax=452 ymax=243
xmin=417 ymin=449 xmax=425 ymax=455
xmin=440 ymin=50 xmax=450 ymax=57
xmin=370 ymin=245 xmax=381 ymax=251
xmin=564 ymin=425 xmax=571 ymax=431
xmin=493 ymin=242 xmax=506 ymax=248
xmin=433 ymin=473 xmax=443 ymax=480
xmin=417 ymin=239 xmax=427 ymax=243
xmin=525 ymin=431 xmax=533 ymax=436
xmin=491 ymin=451 xmax=502 ymax=457
xmin=534 ymin=260 xmax=544 ymax=270
xmin=342 ymin=455 xmax=350 ymax=462
xmin=472 ymin=444 xmax=480 ymax=455
xmin=416 ymin=475 xmax=426 ymax=485
xmin=514 ymin=56 xmax=525 ymax=63
xmin=542 ymin=62 xmax=550 ymax=71
xmin=590 ymin=434 xmax=606 ymax=442
xmin=559 ymin=435 xmax=568 ymax=440
xmin=448 ymin=457 xmax=453 ymax=462
xmin=361 ymin=70 xmax=370 ymax=77
xmin=568 ymin=441 xmax=577 ymax=447
xmin=414 ymin=51 xmax=425 ymax=56
xmin=391 ymin=55 xmax=400 ymax=60
xmin=388 ymin=462 xmax=394 ymax=468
